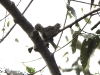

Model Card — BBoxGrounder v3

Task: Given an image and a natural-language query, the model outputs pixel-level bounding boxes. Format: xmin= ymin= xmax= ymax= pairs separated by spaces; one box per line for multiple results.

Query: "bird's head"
xmin=35 ymin=23 xmax=43 ymax=32
xmin=54 ymin=23 xmax=61 ymax=29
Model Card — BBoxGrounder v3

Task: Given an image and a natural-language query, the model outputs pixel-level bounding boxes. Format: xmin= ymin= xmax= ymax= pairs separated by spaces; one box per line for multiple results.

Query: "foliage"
xmin=84 ymin=17 xmax=91 ymax=24
xmin=7 ymin=21 xmax=10 ymax=27
xmin=23 ymin=64 xmax=35 ymax=74
xmin=63 ymin=0 xmax=100 ymax=72
xmin=67 ymin=4 xmax=77 ymax=19
xmin=26 ymin=66 xmax=35 ymax=74
xmin=71 ymin=31 xmax=79 ymax=53
xmin=15 ymin=38 xmax=19 ymax=42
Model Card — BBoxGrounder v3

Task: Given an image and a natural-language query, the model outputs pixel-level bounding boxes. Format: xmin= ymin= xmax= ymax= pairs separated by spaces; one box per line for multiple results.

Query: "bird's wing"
xmin=43 ymin=26 xmax=55 ymax=36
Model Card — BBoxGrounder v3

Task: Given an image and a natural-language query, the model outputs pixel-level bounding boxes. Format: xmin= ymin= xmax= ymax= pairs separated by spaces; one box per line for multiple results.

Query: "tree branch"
xmin=59 ymin=7 xmax=100 ymax=32
xmin=0 ymin=0 xmax=61 ymax=75
xmin=45 ymin=7 xmax=100 ymax=44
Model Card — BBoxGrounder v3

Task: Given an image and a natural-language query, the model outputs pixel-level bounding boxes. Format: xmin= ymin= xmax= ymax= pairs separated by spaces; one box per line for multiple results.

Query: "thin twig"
xmin=54 ymin=11 xmax=68 ymax=54
xmin=81 ymin=30 xmax=95 ymax=35
xmin=16 ymin=0 xmax=21 ymax=6
xmin=34 ymin=65 xmax=47 ymax=74
xmin=2 ymin=11 xmax=7 ymax=37
xmin=54 ymin=1 xmax=71 ymax=54
xmin=56 ymin=11 xmax=68 ymax=49
xmin=0 ymin=0 xmax=22 ymax=21
xmin=21 ymin=57 xmax=42 ymax=63
xmin=58 ymin=8 xmax=100 ymax=33
xmin=91 ymin=21 xmax=100 ymax=30
xmin=0 ymin=24 xmax=16 ymax=43
xmin=0 ymin=0 xmax=34 ymax=43
xmin=72 ymin=0 xmax=100 ymax=6
xmin=81 ymin=16 xmax=92 ymax=31
xmin=56 ymin=15 xmax=92 ymax=52
xmin=45 ymin=7 xmax=100 ymax=44
xmin=22 ymin=0 xmax=34 ymax=14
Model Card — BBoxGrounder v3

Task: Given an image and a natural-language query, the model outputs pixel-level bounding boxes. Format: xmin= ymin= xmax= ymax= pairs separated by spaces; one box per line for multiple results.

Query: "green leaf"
xmin=7 ymin=21 xmax=10 ymax=27
xmin=80 ymin=38 xmax=90 ymax=71
xmin=92 ymin=35 xmax=100 ymax=49
xmin=26 ymin=66 xmax=35 ymax=74
xmin=97 ymin=43 xmax=100 ymax=49
xmin=63 ymin=52 xmax=68 ymax=57
xmin=90 ymin=0 xmax=94 ymax=9
xmin=68 ymin=0 xmax=71 ymax=4
xmin=67 ymin=11 xmax=73 ymax=18
xmin=96 ymin=29 xmax=100 ymax=34
xmin=2 ymin=28 xmax=5 ymax=32
xmin=81 ymin=8 xmax=84 ymax=12
xmin=76 ymin=40 xmax=81 ymax=50
xmin=87 ymin=38 xmax=94 ymax=57
xmin=65 ymin=36 xmax=69 ymax=41
xmin=70 ymin=28 xmax=74 ymax=34
xmin=71 ymin=31 xmax=79 ymax=53
xmin=75 ymin=23 xmax=80 ymax=29
xmin=98 ymin=0 xmax=100 ymax=5
xmin=80 ymin=33 xmax=93 ymax=38
xmin=84 ymin=17 xmax=91 ymax=24
xmin=80 ymin=38 xmax=95 ymax=71
xmin=15 ymin=38 xmax=19 ymax=42
xmin=67 ymin=4 xmax=77 ymax=19
xmin=93 ymin=4 xmax=96 ymax=8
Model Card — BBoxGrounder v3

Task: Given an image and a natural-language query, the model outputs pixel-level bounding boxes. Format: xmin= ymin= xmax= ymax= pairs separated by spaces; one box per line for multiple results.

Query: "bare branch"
xmin=23 ymin=0 xmax=34 ymax=14
xmin=34 ymin=65 xmax=46 ymax=74
xmin=59 ymin=8 xmax=100 ymax=33
xmin=45 ymin=7 xmax=100 ymax=44
xmin=21 ymin=57 xmax=42 ymax=63
xmin=91 ymin=21 xmax=100 ymax=30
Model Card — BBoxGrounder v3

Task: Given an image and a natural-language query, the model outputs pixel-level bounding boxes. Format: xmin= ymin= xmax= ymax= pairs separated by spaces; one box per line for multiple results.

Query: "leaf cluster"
xmin=71 ymin=31 xmax=100 ymax=71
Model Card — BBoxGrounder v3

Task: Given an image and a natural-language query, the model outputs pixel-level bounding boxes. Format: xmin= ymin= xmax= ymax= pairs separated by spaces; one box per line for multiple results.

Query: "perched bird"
xmin=35 ymin=23 xmax=61 ymax=49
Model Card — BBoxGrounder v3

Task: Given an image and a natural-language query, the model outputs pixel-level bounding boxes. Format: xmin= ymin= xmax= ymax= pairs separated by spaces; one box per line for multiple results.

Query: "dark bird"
xmin=35 ymin=23 xmax=61 ymax=49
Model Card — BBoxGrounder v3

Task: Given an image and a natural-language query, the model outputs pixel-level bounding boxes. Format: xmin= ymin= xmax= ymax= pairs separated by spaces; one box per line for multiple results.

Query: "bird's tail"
xmin=49 ymin=41 xmax=57 ymax=50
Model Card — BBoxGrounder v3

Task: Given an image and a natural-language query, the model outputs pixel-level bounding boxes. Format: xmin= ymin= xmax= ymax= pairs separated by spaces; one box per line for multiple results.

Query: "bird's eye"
xmin=56 ymin=23 xmax=61 ymax=28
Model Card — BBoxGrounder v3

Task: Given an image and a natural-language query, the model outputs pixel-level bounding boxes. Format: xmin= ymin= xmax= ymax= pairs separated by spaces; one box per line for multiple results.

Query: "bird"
xmin=35 ymin=23 xmax=61 ymax=49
